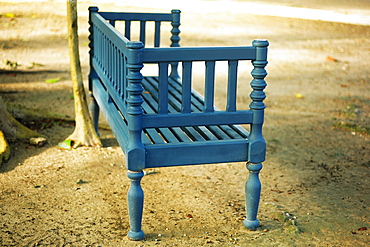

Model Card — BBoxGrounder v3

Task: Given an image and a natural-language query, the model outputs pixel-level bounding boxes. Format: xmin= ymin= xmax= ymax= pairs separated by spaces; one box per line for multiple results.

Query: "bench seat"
xmin=92 ymin=75 xmax=250 ymax=168
xmin=142 ymin=76 xmax=250 ymax=168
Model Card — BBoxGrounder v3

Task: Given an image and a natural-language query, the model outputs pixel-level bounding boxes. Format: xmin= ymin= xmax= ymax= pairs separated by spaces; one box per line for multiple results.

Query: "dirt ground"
xmin=0 ymin=1 xmax=369 ymax=246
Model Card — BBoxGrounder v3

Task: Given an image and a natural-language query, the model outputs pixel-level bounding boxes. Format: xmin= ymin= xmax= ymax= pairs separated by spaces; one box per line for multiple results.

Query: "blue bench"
xmin=88 ymin=7 xmax=268 ymax=240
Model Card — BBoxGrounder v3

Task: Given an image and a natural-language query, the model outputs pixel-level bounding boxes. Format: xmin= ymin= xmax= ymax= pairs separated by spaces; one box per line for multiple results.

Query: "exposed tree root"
xmin=0 ymin=131 xmax=11 ymax=166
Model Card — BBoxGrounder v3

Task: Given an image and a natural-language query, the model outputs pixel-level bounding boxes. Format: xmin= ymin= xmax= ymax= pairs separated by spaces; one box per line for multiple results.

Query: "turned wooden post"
xmin=169 ymin=9 xmax=181 ymax=79
xmin=244 ymin=39 xmax=268 ymax=230
xmin=126 ymin=41 xmax=145 ymax=171
xmin=125 ymin=41 xmax=146 ymax=240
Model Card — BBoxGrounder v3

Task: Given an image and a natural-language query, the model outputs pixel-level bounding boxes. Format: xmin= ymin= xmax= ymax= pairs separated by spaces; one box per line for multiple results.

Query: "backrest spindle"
xmin=125 ymin=20 xmax=131 ymax=40
xmin=140 ymin=21 xmax=146 ymax=45
xmin=154 ymin=21 xmax=161 ymax=47
xmin=158 ymin=62 xmax=169 ymax=114
xmin=181 ymin=61 xmax=192 ymax=113
xmin=226 ymin=60 xmax=238 ymax=112
xmin=204 ymin=61 xmax=216 ymax=112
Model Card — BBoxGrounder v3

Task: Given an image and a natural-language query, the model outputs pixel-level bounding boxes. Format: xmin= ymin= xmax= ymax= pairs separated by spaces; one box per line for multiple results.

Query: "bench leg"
xmin=244 ymin=163 xmax=262 ymax=230
xmin=89 ymin=92 xmax=100 ymax=136
xmin=127 ymin=170 xmax=145 ymax=240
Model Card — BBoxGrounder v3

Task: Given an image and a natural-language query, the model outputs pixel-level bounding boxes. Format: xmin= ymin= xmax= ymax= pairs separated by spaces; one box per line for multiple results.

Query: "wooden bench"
xmin=88 ymin=7 xmax=268 ymax=240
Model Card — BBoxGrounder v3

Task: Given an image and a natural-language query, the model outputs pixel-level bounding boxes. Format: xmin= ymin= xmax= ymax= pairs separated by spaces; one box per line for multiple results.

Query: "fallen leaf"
xmin=326 ymin=56 xmax=338 ymax=62
xmin=76 ymin=179 xmax=88 ymax=184
xmin=4 ymin=13 xmax=15 ymax=18
xmin=46 ymin=77 xmax=61 ymax=83
xmin=57 ymin=139 xmax=81 ymax=150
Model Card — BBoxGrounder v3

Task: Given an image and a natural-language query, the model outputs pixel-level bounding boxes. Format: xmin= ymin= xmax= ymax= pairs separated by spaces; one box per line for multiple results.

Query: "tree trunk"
xmin=64 ymin=0 xmax=101 ymax=148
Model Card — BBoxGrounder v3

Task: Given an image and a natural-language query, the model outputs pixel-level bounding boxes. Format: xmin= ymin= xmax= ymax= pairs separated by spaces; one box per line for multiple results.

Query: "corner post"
xmin=248 ymin=39 xmax=268 ymax=164
xmin=169 ymin=9 xmax=181 ymax=79
xmin=126 ymin=41 xmax=145 ymax=240
xmin=244 ymin=39 xmax=268 ymax=230
xmin=126 ymin=41 xmax=145 ymax=171
xmin=88 ymin=6 xmax=100 ymax=135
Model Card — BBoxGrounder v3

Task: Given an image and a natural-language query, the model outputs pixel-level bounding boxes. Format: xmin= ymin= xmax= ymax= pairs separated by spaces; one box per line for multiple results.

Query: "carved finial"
xmin=250 ymin=40 xmax=268 ymax=111
xmin=170 ymin=10 xmax=181 ymax=47
xmin=170 ymin=10 xmax=181 ymax=79
xmin=88 ymin=6 xmax=99 ymax=12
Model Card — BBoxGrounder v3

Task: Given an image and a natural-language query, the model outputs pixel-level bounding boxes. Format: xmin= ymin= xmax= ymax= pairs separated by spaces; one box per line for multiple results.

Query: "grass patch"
xmin=333 ymin=97 xmax=370 ymax=136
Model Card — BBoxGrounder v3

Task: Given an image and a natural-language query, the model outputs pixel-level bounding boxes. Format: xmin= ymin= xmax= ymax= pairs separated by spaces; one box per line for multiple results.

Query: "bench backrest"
xmin=96 ymin=9 xmax=180 ymax=48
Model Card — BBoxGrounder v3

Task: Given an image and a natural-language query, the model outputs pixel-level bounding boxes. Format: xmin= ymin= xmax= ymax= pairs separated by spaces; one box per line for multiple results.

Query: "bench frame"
xmin=88 ymin=7 xmax=268 ymax=240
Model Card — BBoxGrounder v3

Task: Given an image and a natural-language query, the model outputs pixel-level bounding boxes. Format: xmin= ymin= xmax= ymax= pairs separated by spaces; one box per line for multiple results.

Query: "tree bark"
xmin=65 ymin=0 xmax=101 ymax=148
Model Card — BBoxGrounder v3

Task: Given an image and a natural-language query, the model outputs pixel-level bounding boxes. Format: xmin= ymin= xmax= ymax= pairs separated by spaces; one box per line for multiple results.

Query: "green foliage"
xmin=333 ymin=97 xmax=370 ymax=136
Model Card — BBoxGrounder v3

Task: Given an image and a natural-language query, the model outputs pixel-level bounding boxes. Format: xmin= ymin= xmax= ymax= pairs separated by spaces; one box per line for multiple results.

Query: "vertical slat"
xmin=108 ymin=40 xmax=112 ymax=81
xmin=120 ymin=51 xmax=125 ymax=98
xmin=125 ymin=20 xmax=131 ymax=40
xmin=103 ymin=35 xmax=107 ymax=75
xmin=154 ymin=21 xmax=161 ymax=47
xmin=124 ymin=56 xmax=128 ymax=100
xmin=118 ymin=50 xmax=122 ymax=97
xmin=204 ymin=61 xmax=215 ymax=112
xmin=181 ymin=62 xmax=192 ymax=113
xmin=140 ymin=21 xmax=146 ymax=45
xmin=114 ymin=46 xmax=118 ymax=91
xmin=109 ymin=20 xmax=115 ymax=27
xmin=158 ymin=63 xmax=169 ymax=114
xmin=111 ymin=44 xmax=114 ymax=87
xmin=226 ymin=60 xmax=238 ymax=112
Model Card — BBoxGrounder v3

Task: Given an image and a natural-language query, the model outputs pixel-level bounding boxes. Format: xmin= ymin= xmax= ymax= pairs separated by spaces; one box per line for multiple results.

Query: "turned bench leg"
xmin=89 ymin=93 xmax=100 ymax=136
xmin=127 ymin=170 xmax=145 ymax=240
xmin=244 ymin=163 xmax=262 ymax=230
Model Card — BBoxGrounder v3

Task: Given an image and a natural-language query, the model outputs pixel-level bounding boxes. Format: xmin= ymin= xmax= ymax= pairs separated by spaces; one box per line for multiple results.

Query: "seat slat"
xmin=158 ymin=127 xmax=180 ymax=143
xmin=206 ymin=126 xmax=233 ymax=140
xmin=181 ymin=126 xmax=207 ymax=141
xmin=194 ymin=126 xmax=218 ymax=140
xmin=169 ymin=127 xmax=192 ymax=142
xmin=145 ymin=128 xmax=165 ymax=144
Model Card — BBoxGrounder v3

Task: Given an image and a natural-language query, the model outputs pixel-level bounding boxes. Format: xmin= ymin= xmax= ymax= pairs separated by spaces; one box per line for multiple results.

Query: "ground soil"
xmin=0 ymin=1 xmax=369 ymax=246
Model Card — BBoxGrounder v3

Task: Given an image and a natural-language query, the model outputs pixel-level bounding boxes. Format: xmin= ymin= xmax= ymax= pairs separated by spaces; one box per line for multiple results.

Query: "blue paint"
xmin=88 ymin=7 xmax=268 ymax=240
